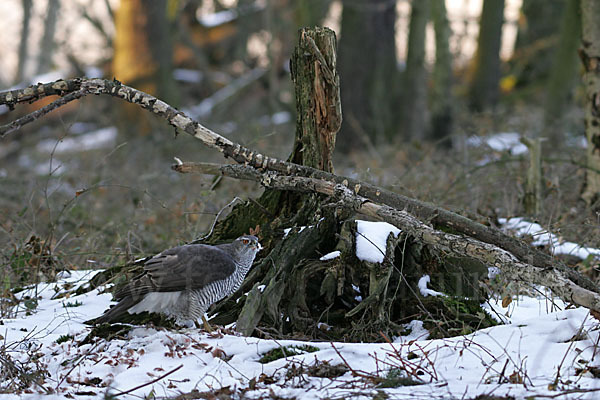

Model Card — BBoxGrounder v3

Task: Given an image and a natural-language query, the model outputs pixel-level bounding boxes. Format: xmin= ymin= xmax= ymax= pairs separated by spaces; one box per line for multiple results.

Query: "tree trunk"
xmin=430 ymin=0 xmax=453 ymax=147
xmin=580 ymin=0 xmax=600 ymax=206
xmin=289 ymin=28 xmax=341 ymax=172
xmin=113 ymin=0 xmax=177 ymax=135
xmin=15 ymin=0 xmax=32 ymax=83
xmin=36 ymin=0 xmax=60 ymax=75
xmin=543 ymin=0 xmax=581 ymax=147
xmin=338 ymin=0 xmax=397 ymax=149
xmin=468 ymin=0 xmax=504 ymax=111
xmin=400 ymin=0 xmax=430 ymax=141
xmin=511 ymin=0 xmax=564 ymax=87
xmin=521 ymin=137 xmax=543 ymax=215
xmin=113 ymin=0 xmax=177 ymax=105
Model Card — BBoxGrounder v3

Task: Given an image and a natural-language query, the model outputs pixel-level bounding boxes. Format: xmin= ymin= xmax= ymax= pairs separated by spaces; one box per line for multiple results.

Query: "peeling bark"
xmin=289 ymin=27 xmax=341 ymax=172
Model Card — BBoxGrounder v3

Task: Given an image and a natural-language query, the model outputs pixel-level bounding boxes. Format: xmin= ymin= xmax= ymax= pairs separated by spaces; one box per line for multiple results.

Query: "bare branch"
xmin=0 ymin=79 xmax=82 ymax=107
xmin=173 ymin=161 xmax=600 ymax=312
xmin=0 ymin=89 xmax=85 ymax=138
xmin=1 ymin=78 xmax=596 ymax=296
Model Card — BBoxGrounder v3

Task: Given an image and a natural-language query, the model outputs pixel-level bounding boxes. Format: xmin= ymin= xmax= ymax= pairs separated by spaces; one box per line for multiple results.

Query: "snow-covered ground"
xmin=2 ymin=219 xmax=600 ymax=399
xmin=501 ymin=217 xmax=600 ymax=261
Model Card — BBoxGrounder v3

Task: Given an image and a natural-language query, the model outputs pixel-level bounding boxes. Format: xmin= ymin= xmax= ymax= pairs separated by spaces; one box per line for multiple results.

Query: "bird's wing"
xmin=115 ymin=245 xmax=237 ymax=299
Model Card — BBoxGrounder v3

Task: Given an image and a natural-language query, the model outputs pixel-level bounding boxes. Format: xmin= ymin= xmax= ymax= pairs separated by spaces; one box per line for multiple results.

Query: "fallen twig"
xmin=110 ymin=364 xmax=183 ymax=397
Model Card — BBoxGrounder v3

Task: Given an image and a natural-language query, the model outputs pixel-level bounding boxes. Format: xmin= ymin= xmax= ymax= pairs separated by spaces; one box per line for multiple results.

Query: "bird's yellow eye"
xmin=242 ymin=238 xmax=249 ymax=245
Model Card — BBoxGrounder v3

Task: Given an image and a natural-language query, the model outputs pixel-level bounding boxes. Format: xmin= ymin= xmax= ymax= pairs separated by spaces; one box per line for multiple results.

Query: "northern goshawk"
xmin=92 ymin=235 xmax=261 ymax=327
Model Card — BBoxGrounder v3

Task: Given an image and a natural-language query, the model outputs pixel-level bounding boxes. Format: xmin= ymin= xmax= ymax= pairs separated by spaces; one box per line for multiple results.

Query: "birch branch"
xmin=0 ymin=78 xmax=595 ymax=294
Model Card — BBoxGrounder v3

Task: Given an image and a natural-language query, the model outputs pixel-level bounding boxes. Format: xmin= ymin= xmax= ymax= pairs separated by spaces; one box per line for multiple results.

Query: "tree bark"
xmin=212 ymin=27 xmax=343 ymax=336
xmin=521 ymin=137 xmax=543 ymax=215
xmin=401 ymin=0 xmax=430 ymax=141
xmin=511 ymin=0 xmax=564 ymax=87
xmin=430 ymin=0 xmax=453 ymax=146
xmin=543 ymin=0 xmax=581 ymax=147
xmin=468 ymin=0 xmax=504 ymax=111
xmin=113 ymin=0 xmax=177 ymax=105
xmin=289 ymin=27 xmax=341 ymax=172
xmin=580 ymin=0 xmax=600 ymax=206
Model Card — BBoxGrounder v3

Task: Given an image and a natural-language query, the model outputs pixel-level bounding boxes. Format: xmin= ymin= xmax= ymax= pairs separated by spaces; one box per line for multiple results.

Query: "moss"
xmin=377 ymin=368 xmax=424 ymax=388
xmin=259 ymin=345 xmax=319 ymax=364
xmin=56 ymin=334 xmax=74 ymax=344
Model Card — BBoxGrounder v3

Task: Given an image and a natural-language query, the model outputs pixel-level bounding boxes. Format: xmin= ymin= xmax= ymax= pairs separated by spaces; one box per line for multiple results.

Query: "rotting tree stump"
xmin=203 ymin=27 xmax=495 ymax=341
xmin=66 ymin=27 xmax=497 ymax=342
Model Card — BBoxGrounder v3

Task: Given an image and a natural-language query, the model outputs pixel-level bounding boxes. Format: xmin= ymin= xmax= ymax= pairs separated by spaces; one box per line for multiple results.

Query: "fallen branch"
xmin=1 ymin=77 xmax=597 ymax=304
xmin=172 ymin=161 xmax=600 ymax=312
xmin=0 ymin=89 xmax=86 ymax=137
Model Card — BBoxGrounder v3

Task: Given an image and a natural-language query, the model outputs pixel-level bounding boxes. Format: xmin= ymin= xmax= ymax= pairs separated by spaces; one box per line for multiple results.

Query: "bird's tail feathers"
xmin=85 ymin=297 xmax=136 ymax=325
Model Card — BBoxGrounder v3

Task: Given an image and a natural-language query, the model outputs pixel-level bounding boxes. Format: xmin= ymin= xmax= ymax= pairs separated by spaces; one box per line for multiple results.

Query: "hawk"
xmin=91 ymin=235 xmax=261 ymax=328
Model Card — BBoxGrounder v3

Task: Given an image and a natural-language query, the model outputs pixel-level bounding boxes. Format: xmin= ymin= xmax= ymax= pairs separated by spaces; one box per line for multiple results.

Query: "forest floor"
xmin=1 ymin=223 xmax=600 ymax=399
xmin=1 ymin=87 xmax=600 ymax=398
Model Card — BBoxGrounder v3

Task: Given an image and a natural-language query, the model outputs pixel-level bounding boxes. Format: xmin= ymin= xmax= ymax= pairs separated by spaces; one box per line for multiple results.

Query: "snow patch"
xmin=355 ymin=220 xmax=401 ymax=263
xmin=417 ymin=275 xmax=446 ymax=297
xmin=283 ymin=225 xmax=311 ymax=238
xmin=500 ymin=217 xmax=600 ymax=260
xmin=36 ymin=126 xmax=118 ymax=154
xmin=2 ymin=268 xmax=600 ymax=399
xmin=467 ymin=132 xmax=528 ymax=155
xmin=319 ymin=251 xmax=340 ymax=261
xmin=395 ymin=320 xmax=430 ymax=342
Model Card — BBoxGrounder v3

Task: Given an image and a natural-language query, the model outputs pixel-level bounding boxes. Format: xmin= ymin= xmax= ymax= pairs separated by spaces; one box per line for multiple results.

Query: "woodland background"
xmin=0 ymin=0 xmax=598 ymax=312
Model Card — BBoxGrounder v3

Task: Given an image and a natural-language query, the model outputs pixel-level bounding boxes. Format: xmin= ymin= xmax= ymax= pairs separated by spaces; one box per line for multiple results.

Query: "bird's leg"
xmin=201 ymin=315 xmax=213 ymax=332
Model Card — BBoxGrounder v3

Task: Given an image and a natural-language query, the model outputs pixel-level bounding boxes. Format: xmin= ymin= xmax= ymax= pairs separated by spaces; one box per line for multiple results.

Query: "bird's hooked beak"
xmin=254 ymin=242 xmax=263 ymax=252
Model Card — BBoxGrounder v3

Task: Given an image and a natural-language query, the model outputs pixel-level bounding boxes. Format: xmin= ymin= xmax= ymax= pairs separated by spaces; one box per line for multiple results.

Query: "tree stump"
xmin=206 ymin=27 xmax=495 ymax=341
xmin=64 ymin=28 xmax=497 ymax=342
xmin=207 ymin=27 xmax=343 ymax=334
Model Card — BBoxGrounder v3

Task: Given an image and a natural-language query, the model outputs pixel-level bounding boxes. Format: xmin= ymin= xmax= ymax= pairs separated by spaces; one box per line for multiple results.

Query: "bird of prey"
xmin=91 ymin=235 xmax=261 ymax=328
